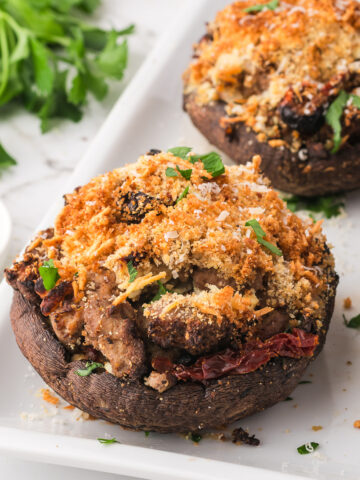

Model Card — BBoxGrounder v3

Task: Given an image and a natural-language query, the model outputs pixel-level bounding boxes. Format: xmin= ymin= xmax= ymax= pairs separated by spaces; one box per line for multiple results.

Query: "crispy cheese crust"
xmin=6 ymin=151 xmax=336 ymax=382
xmin=183 ymin=0 xmax=360 ymax=151
xmin=27 ymin=152 xmax=331 ymax=321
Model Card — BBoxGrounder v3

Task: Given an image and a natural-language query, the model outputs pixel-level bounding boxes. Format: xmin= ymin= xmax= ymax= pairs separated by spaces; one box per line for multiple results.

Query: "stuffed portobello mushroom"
xmin=183 ymin=0 xmax=360 ymax=196
xmin=6 ymin=149 xmax=338 ymax=433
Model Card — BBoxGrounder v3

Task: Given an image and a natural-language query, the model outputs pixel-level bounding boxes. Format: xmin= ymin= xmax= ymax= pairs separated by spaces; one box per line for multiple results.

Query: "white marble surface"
xmin=0 ymin=0 xmax=181 ymax=268
xmin=0 ymin=1 xmax=181 ymax=478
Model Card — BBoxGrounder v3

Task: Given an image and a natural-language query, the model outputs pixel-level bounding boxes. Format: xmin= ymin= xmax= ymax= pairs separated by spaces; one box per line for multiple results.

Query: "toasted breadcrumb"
xmin=41 ymin=388 xmax=59 ymax=405
xmin=344 ymin=297 xmax=352 ymax=309
xmin=184 ymin=0 xmax=360 ymax=150
xmin=312 ymin=425 xmax=323 ymax=431
xmin=23 ymin=152 xmax=334 ymax=328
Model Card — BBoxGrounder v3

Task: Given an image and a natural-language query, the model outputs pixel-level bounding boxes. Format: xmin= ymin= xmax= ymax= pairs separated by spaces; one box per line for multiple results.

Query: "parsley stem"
xmin=0 ymin=18 xmax=10 ymax=98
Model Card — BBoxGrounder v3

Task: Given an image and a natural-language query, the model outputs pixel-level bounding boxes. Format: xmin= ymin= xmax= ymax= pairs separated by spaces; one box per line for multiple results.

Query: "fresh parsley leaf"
xmin=165 ymin=165 xmax=192 ymax=180
xmin=96 ymin=32 xmax=127 ymax=80
xmin=245 ymin=219 xmax=283 ymax=256
xmin=97 ymin=437 xmax=119 ymax=445
xmin=38 ymin=70 xmax=82 ymax=133
xmin=284 ymin=194 xmax=344 ymax=219
xmin=190 ymin=433 xmax=202 ymax=443
xmin=127 ymin=260 xmax=138 ymax=283
xmin=325 ymin=90 xmax=349 ymax=153
xmin=176 ymin=185 xmax=190 ymax=204
xmin=284 ymin=397 xmax=293 ymax=401
xmin=176 ymin=165 xmax=192 ymax=180
xmin=151 ymin=281 xmax=168 ymax=302
xmin=144 ymin=431 xmax=150 ymax=437
xmin=39 ymin=259 xmax=60 ymax=290
xmin=298 ymin=380 xmax=312 ymax=384
xmin=244 ymin=0 xmax=279 ymax=13
xmin=30 ymin=38 xmax=54 ymax=95
xmin=190 ymin=152 xmax=225 ymax=178
xmin=165 ymin=167 xmax=178 ymax=177
xmin=77 ymin=0 xmax=101 ymax=13
xmin=0 ymin=2 xmax=134 ymax=132
xmin=343 ymin=313 xmax=360 ymax=329
xmin=350 ymin=94 xmax=360 ymax=109
xmin=297 ymin=442 xmax=319 ymax=455
xmin=75 ymin=361 xmax=104 ymax=377
xmin=0 ymin=143 xmax=17 ymax=170
xmin=167 ymin=147 xmax=192 ymax=159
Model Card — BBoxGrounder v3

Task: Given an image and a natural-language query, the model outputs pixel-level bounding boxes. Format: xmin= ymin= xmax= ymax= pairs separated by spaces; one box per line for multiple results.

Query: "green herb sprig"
xmin=0 ymin=0 xmax=134 ymax=132
xmin=244 ymin=0 xmax=279 ymax=13
xmin=167 ymin=147 xmax=225 ymax=179
xmin=189 ymin=433 xmax=202 ymax=443
xmin=166 ymin=166 xmax=192 ymax=180
xmin=97 ymin=437 xmax=119 ymax=445
xmin=151 ymin=281 xmax=169 ymax=302
xmin=176 ymin=185 xmax=189 ymax=204
xmin=297 ymin=442 xmax=319 ymax=455
xmin=39 ymin=259 xmax=60 ymax=290
xmin=0 ymin=143 xmax=16 ymax=174
xmin=326 ymin=90 xmax=360 ymax=153
xmin=285 ymin=194 xmax=344 ymax=219
xmin=75 ymin=361 xmax=104 ymax=377
xmin=343 ymin=313 xmax=360 ymax=329
xmin=245 ymin=219 xmax=283 ymax=256
xmin=127 ymin=260 xmax=138 ymax=283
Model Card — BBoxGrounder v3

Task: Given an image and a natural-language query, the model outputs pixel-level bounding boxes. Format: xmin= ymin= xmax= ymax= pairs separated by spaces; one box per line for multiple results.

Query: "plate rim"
xmin=0 ymin=1 xmax=334 ymax=478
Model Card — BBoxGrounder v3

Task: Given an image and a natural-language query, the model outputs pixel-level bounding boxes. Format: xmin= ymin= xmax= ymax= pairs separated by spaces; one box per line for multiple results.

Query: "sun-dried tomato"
xmin=154 ymin=329 xmax=318 ymax=383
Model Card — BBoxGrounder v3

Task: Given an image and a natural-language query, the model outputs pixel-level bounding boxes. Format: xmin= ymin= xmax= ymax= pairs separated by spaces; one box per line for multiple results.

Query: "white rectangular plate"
xmin=0 ymin=1 xmax=359 ymax=479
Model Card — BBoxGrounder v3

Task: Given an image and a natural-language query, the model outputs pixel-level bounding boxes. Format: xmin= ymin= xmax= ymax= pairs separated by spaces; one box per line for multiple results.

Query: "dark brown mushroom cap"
xmin=184 ymin=94 xmax=360 ymax=196
xmin=11 ymin=267 xmax=337 ymax=433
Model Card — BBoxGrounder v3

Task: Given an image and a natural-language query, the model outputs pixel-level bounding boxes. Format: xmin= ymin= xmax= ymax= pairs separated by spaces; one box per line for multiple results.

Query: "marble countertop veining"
xmin=0 ymin=0 xmax=181 ymax=267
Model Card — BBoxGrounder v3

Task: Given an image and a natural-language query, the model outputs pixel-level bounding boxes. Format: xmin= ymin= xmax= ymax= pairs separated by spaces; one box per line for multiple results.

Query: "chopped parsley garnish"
xmin=298 ymin=380 xmax=312 ymax=384
xmin=176 ymin=166 xmax=192 ymax=180
xmin=190 ymin=151 xmax=225 ymax=178
xmin=284 ymin=396 xmax=293 ymax=401
xmin=165 ymin=167 xmax=178 ymax=177
xmin=285 ymin=194 xmax=344 ymax=219
xmin=168 ymin=147 xmax=225 ymax=178
xmin=297 ymin=442 xmax=319 ymax=455
xmin=151 ymin=281 xmax=168 ymax=302
xmin=326 ymin=90 xmax=360 ymax=153
xmin=245 ymin=219 xmax=283 ymax=256
xmin=0 ymin=143 xmax=17 ymax=173
xmin=343 ymin=313 xmax=360 ymax=330
xmin=165 ymin=166 xmax=192 ymax=180
xmin=244 ymin=0 xmax=279 ymax=13
xmin=189 ymin=433 xmax=202 ymax=443
xmin=97 ymin=437 xmax=119 ymax=445
xmin=39 ymin=259 xmax=60 ymax=290
xmin=75 ymin=361 xmax=104 ymax=377
xmin=0 ymin=1 xmax=134 ymax=132
xmin=144 ymin=431 xmax=150 ymax=437
xmin=127 ymin=260 xmax=138 ymax=283
xmin=167 ymin=147 xmax=192 ymax=159
xmin=176 ymin=185 xmax=190 ymax=204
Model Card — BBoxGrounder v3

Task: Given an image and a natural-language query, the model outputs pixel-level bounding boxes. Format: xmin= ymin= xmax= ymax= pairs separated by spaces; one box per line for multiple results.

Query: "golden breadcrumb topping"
xmin=27 ymin=151 xmax=334 ymax=324
xmin=183 ymin=0 xmax=360 ymax=150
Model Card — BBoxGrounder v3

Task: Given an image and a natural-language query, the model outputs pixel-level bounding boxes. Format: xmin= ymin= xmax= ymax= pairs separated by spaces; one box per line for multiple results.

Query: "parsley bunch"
xmin=0 ymin=0 xmax=134 ymax=132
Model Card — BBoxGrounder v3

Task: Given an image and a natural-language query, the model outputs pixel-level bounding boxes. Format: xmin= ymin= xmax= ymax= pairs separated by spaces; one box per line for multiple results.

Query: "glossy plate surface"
xmin=0 ymin=1 xmax=359 ymax=479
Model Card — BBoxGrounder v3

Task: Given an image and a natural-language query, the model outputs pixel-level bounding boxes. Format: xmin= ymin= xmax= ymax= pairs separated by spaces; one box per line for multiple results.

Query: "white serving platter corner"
xmin=0 ymin=1 xmax=359 ymax=479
